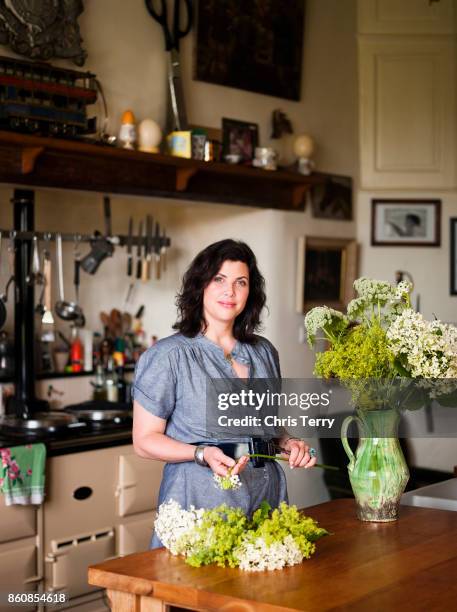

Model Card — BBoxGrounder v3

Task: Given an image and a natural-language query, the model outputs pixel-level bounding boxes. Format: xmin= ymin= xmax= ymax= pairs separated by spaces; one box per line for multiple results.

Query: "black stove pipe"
xmin=10 ymin=189 xmax=48 ymax=418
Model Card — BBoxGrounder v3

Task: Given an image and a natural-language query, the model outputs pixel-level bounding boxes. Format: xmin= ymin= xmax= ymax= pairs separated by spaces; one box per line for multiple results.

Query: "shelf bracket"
xmin=175 ymin=167 xmax=198 ymax=192
xmin=21 ymin=146 xmax=44 ymax=174
xmin=290 ymin=184 xmax=308 ymax=210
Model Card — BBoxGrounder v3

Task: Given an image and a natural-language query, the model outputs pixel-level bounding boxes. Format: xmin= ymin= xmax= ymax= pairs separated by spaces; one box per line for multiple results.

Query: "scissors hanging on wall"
xmin=144 ymin=0 xmax=193 ymax=132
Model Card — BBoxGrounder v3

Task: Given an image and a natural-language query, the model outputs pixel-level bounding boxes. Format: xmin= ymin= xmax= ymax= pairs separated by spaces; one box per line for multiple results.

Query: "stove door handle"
xmin=115 ymin=481 xmax=137 ymax=497
xmin=23 ymin=574 xmax=43 ymax=585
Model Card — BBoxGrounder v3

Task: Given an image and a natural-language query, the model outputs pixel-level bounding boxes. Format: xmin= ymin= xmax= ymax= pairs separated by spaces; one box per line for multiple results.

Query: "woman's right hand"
xmin=203 ymin=447 xmax=249 ymax=477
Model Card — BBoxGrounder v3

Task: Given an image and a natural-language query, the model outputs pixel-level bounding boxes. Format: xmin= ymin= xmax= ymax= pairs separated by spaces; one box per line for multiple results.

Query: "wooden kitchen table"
xmin=88 ymin=498 xmax=457 ymax=611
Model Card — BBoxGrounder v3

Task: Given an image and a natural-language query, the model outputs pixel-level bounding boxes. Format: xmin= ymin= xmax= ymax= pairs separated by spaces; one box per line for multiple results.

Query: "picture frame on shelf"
xmin=450 ymin=218 xmax=457 ymax=295
xmin=296 ymin=236 xmax=358 ymax=314
xmin=222 ymin=118 xmax=259 ymax=163
xmin=371 ymin=199 xmax=441 ymax=247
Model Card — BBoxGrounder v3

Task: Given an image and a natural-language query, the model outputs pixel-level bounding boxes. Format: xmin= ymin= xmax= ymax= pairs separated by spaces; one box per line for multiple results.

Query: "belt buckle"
xmin=249 ymin=437 xmax=271 ymax=468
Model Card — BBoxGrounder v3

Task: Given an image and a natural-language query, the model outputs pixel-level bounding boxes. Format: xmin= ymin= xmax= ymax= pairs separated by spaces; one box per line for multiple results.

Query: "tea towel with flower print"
xmin=0 ymin=444 xmax=46 ymax=505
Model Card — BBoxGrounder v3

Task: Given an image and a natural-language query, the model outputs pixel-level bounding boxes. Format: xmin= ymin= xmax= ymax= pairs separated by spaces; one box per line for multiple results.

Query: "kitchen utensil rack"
xmin=0 ymin=230 xmax=170 ymax=249
xmin=2 ymin=189 xmax=170 ymax=420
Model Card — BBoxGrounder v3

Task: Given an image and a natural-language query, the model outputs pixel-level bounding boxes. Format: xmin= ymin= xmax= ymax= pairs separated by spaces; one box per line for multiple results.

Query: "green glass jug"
xmin=341 ymin=409 xmax=409 ymax=521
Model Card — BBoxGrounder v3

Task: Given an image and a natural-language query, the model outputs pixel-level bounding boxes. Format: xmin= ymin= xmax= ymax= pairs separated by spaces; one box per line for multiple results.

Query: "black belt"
xmin=195 ymin=437 xmax=277 ymax=468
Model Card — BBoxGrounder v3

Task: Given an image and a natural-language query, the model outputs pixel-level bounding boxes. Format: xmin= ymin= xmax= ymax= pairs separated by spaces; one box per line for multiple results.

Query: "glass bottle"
xmin=92 ymin=364 xmax=107 ymax=401
xmin=70 ymin=327 xmax=83 ymax=373
xmin=116 ymin=365 xmax=127 ymax=403
xmin=105 ymin=358 xmax=119 ymax=402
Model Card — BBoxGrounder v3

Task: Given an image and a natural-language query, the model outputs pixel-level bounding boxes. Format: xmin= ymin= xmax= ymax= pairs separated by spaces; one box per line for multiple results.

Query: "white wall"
xmin=355 ymin=0 xmax=457 ymax=472
xmin=358 ymin=190 xmax=457 ymax=323
xmin=0 ymin=0 xmax=359 ymax=507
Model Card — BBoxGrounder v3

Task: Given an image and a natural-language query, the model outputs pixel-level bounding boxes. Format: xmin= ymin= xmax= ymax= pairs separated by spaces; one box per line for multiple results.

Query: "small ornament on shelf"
xmin=138 ymin=119 xmax=162 ymax=153
xmin=294 ymin=134 xmax=315 ymax=175
xmin=167 ymin=131 xmax=192 ymax=158
xmin=119 ymin=110 xmax=137 ymax=150
xmin=271 ymin=109 xmax=294 ymax=167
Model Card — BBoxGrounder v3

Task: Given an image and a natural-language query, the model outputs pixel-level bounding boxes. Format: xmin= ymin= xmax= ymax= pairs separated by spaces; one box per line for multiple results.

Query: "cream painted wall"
xmin=357 ymin=192 xmax=457 ymax=472
xmin=0 ymin=0 xmax=359 ymax=507
xmin=358 ymin=191 xmax=457 ymax=323
xmin=355 ymin=0 xmax=457 ymax=472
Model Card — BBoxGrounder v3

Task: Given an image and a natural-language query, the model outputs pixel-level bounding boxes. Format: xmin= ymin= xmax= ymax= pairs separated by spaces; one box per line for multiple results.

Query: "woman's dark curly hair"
xmin=173 ymin=239 xmax=266 ymax=342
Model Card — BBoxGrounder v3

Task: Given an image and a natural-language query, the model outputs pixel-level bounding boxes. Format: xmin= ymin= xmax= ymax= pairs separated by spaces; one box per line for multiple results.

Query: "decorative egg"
xmin=293 ymin=134 xmax=315 ymax=159
xmin=138 ymin=119 xmax=162 ymax=153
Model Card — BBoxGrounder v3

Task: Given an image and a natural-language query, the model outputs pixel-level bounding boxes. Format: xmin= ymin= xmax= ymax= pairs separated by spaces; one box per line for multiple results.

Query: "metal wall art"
xmin=0 ymin=0 xmax=87 ymax=66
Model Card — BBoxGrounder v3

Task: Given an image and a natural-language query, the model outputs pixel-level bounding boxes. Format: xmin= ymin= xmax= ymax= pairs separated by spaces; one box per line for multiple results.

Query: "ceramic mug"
xmin=253 ymin=147 xmax=278 ymax=171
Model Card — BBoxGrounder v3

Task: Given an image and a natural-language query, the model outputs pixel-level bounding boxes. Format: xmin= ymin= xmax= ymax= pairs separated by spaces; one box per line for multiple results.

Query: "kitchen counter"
xmin=402 ymin=477 xmax=457 ymax=512
xmin=89 ymin=498 xmax=457 ymax=611
xmin=0 ymin=422 xmax=132 ymax=456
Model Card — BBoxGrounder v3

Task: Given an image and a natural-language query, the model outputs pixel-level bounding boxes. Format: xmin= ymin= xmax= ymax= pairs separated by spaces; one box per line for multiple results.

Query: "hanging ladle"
xmin=73 ymin=238 xmax=86 ymax=328
xmin=55 ymin=233 xmax=83 ymax=321
xmin=0 ymin=235 xmax=15 ymax=330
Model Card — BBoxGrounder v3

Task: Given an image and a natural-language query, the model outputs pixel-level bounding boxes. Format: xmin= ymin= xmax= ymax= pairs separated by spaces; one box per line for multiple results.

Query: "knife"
xmin=126 ymin=216 xmax=133 ymax=277
xmin=104 ymin=195 xmax=112 ymax=236
xmin=141 ymin=216 xmax=149 ymax=283
xmin=161 ymin=227 xmax=167 ymax=273
xmin=154 ymin=222 xmax=161 ymax=280
xmin=136 ymin=220 xmax=143 ymax=280
xmin=146 ymin=214 xmax=153 ymax=281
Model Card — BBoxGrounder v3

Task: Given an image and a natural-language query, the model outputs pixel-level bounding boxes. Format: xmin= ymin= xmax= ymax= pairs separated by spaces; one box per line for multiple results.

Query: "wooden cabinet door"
xmin=358 ymin=0 xmax=456 ymax=34
xmin=359 ymin=37 xmax=456 ymax=189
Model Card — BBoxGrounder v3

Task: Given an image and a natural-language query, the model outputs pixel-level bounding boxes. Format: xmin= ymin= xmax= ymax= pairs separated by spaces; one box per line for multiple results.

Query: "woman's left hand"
xmin=281 ymin=439 xmax=317 ymax=469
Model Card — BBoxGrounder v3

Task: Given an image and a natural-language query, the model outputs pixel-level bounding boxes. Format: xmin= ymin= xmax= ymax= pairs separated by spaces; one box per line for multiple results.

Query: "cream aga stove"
xmin=0 ymin=445 xmax=163 ymax=611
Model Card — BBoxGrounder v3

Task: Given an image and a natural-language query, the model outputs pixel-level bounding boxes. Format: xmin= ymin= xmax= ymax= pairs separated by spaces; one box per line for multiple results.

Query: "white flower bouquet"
xmin=303 ymin=277 xmax=457 ymax=523
xmin=154 ymin=499 xmax=328 ymax=571
xmin=304 ymin=277 xmax=457 ymax=407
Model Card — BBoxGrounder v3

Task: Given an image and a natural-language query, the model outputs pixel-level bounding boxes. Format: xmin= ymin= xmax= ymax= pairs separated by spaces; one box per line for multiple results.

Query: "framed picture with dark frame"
xmin=450 ymin=219 xmax=457 ymax=295
xmin=371 ymin=199 xmax=441 ymax=247
xmin=295 ymin=236 xmax=358 ymax=314
xmin=310 ymin=173 xmax=353 ymax=220
xmin=222 ymin=118 xmax=259 ymax=163
xmin=194 ymin=0 xmax=305 ymax=101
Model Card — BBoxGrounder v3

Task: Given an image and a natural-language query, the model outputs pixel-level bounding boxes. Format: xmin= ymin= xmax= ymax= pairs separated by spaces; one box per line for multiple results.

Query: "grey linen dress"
xmin=132 ymin=332 xmax=288 ymax=549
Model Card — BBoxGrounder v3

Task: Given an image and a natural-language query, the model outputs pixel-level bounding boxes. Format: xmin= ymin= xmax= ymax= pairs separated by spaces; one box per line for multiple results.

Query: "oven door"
xmin=45 ymin=527 xmax=115 ymax=599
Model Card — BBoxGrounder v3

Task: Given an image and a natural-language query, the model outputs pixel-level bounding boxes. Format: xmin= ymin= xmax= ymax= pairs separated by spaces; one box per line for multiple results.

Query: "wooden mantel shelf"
xmin=0 ymin=131 xmax=321 ymax=210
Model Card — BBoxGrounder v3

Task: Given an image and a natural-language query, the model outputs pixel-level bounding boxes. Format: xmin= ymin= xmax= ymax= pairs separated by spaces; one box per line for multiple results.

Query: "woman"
xmin=132 ymin=239 xmax=317 ymax=549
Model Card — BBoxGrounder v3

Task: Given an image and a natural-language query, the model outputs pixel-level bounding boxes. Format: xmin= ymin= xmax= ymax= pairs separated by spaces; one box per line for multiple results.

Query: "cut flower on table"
xmin=154 ymin=500 xmax=329 ymax=571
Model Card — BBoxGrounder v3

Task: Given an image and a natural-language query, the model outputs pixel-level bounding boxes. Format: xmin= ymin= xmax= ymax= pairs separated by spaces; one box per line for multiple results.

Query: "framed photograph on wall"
xmin=295 ymin=236 xmax=358 ymax=313
xmin=222 ymin=118 xmax=259 ymax=163
xmin=450 ymin=219 xmax=457 ymax=295
xmin=371 ymin=199 xmax=441 ymax=246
